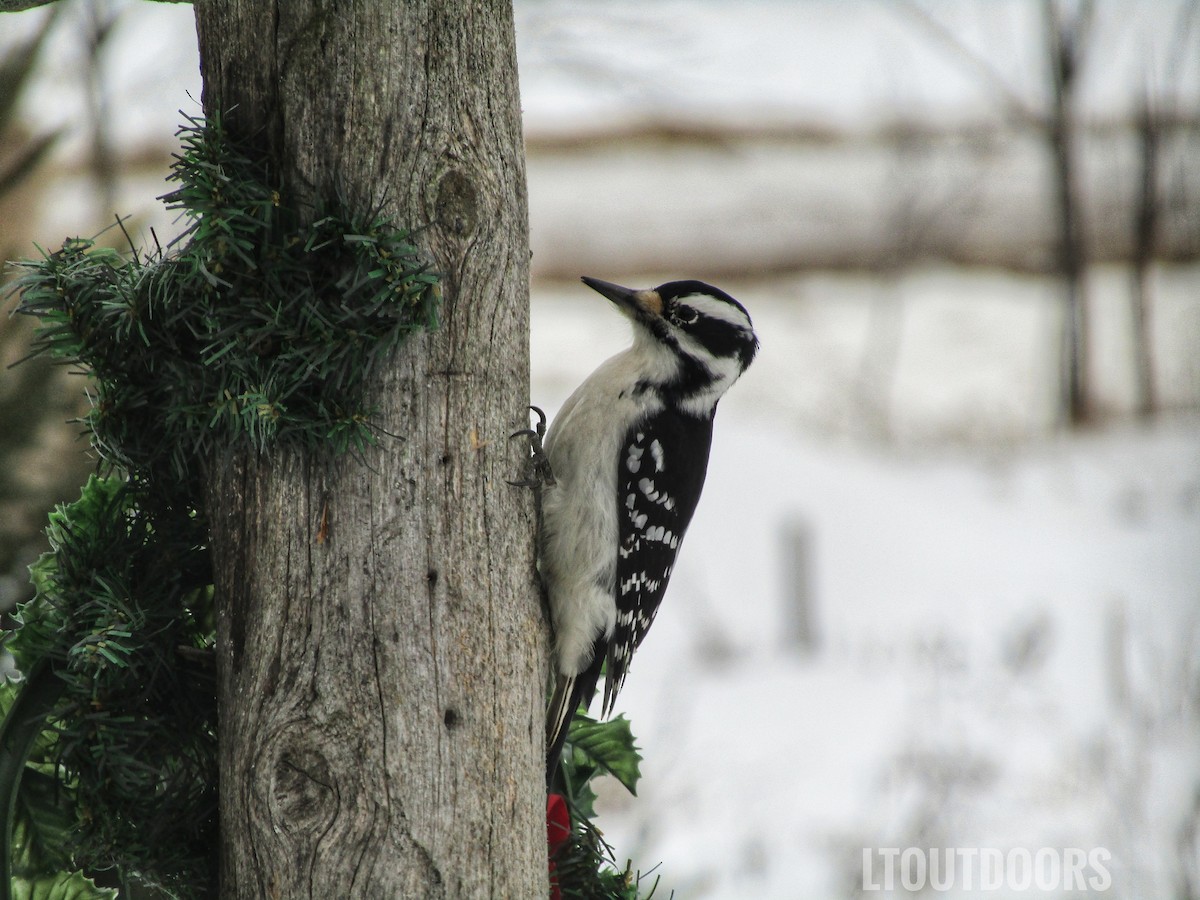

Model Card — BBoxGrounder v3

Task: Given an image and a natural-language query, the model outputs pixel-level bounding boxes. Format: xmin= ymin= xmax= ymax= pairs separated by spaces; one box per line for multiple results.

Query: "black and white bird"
xmin=538 ymin=276 xmax=758 ymax=784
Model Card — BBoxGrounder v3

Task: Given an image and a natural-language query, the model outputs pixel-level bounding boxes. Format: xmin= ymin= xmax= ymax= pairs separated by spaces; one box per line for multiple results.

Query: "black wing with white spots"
xmin=602 ymin=409 xmax=714 ymax=715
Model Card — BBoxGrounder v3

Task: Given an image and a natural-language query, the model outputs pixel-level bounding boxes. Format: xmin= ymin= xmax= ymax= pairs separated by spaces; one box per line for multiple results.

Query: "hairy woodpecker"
xmin=539 ymin=276 xmax=758 ymax=783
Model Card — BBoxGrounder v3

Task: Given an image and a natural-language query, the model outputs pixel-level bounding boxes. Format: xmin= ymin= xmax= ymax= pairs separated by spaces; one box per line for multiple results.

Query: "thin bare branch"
xmin=888 ymin=0 xmax=1043 ymax=125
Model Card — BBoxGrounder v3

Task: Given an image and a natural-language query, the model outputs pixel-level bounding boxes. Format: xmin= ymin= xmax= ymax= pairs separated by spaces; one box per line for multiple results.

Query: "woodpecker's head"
xmin=582 ymin=276 xmax=758 ymax=414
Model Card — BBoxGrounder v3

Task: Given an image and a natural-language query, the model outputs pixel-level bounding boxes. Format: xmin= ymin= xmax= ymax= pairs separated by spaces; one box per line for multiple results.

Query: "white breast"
xmin=539 ymin=341 xmax=668 ymax=675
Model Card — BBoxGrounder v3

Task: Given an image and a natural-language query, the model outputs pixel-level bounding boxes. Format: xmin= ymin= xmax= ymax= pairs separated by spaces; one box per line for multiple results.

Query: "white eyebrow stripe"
xmin=682 ymin=293 xmax=753 ymax=330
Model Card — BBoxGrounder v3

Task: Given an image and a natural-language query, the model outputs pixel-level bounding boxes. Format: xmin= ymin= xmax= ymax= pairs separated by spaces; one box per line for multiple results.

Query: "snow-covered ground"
xmin=3 ymin=2 xmax=1198 ymax=897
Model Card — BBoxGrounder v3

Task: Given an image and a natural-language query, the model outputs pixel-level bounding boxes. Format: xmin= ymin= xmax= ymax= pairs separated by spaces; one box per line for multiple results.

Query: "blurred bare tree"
xmin=1129 ymin=1 xmax=1200 ymax=418
xmin=894 ymin=0 xmax=1198 ymax=427
xmin=1 ymin=10 xmax=76 ymax=620
xmin=0 ymin=5 xmax=121 ymax=622
xmin=1042 ymin=0 xmax=1094 ymax=425
xmin=1130 ymin=85 xmax=1161 ymax=419
xmin=81 ymin=1 xmax=120 ymax=216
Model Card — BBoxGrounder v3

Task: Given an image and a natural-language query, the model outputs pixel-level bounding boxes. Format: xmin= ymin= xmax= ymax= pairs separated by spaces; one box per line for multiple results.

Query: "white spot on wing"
xmin=626 ymin=442 xmax=644 ymax=473
xmin=650 ymin=439 xmax=665 ymax=472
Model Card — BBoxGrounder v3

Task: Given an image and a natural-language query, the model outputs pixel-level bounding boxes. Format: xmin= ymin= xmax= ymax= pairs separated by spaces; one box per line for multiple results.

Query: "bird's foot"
xmin=508 ymin=405 xmax=556 ymax=487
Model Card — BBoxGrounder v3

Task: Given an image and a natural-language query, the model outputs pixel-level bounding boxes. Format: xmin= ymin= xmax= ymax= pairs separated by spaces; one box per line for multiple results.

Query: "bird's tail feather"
xmin=545 ymin=673 xmax=578 ymax=787
xmin=545 ymin=645 xmax=605 ymax=788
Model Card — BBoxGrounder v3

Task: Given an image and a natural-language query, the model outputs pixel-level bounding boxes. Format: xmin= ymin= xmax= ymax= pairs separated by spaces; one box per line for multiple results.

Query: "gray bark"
xmin=193 ymin=2 xmax=546 ymax=897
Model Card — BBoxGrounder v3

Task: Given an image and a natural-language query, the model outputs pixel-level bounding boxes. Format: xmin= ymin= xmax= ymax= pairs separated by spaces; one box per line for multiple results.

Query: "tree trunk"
xmin=1043 ymin=0 xmax=1092 ymax=426
xmin=1130 ymin=88 xmax=1159 ymax=419
xmin=193 ymin=2 xmax=546 ymax=897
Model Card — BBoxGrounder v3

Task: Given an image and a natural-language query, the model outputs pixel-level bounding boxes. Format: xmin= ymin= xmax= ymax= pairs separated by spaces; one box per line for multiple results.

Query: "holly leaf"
xmin=11 ymin=769 xmax=76 ymax=876
xmin=565 ymin=714 xmax=642 ymax=798
xmin=9 ymin=869 xmax=116 ymax=900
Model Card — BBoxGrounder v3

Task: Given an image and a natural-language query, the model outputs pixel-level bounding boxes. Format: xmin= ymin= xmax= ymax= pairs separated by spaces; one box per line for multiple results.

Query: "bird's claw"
xmin=508 ymin=405 xmax=556 ymax=487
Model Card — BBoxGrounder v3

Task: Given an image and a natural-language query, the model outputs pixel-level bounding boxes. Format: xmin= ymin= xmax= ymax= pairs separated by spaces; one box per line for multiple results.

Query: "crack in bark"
xmin=365 ymin=480 xmax=394 ymax=816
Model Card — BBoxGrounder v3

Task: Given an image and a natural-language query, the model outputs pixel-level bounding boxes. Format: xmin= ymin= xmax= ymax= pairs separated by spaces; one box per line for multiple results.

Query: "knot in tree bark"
xmin=270 ymin=744 xmax=338 ymax=832
xmin=434 ymin=168 xmax=480 ymax=238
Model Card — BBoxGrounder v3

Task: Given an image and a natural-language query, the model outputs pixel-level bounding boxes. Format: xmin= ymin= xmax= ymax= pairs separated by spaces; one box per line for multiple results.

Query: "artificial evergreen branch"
xmin=1 ymin=111 xmax=440 ymax=896
xmin=5 ymin=475 xmax=214 ymax=896
xmin=11 ymin=112 xmax=439 ymax=489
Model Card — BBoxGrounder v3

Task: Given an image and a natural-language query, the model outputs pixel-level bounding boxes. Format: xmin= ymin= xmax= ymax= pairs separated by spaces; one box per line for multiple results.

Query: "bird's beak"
xmin=581 ymin=276 xmax=663 ymax=320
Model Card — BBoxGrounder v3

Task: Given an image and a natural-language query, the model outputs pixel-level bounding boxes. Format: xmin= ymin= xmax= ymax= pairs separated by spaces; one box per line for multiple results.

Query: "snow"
xmin=515 ymin=1 xmax=1200 ymax=134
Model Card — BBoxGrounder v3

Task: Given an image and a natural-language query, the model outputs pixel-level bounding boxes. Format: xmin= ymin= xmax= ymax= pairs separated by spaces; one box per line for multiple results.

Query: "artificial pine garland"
xmin=1 ymin=111 xmax=438 ymax=897
xmin=7 ymin=474 xmax=214 ymax=896
xmin=16 ymin=112 xmax=439 ymax=486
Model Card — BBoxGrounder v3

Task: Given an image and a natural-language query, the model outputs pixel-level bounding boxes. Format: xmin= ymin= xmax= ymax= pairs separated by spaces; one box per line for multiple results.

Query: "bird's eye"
xmin=673 ymin=306 xmax=698 ymax=325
